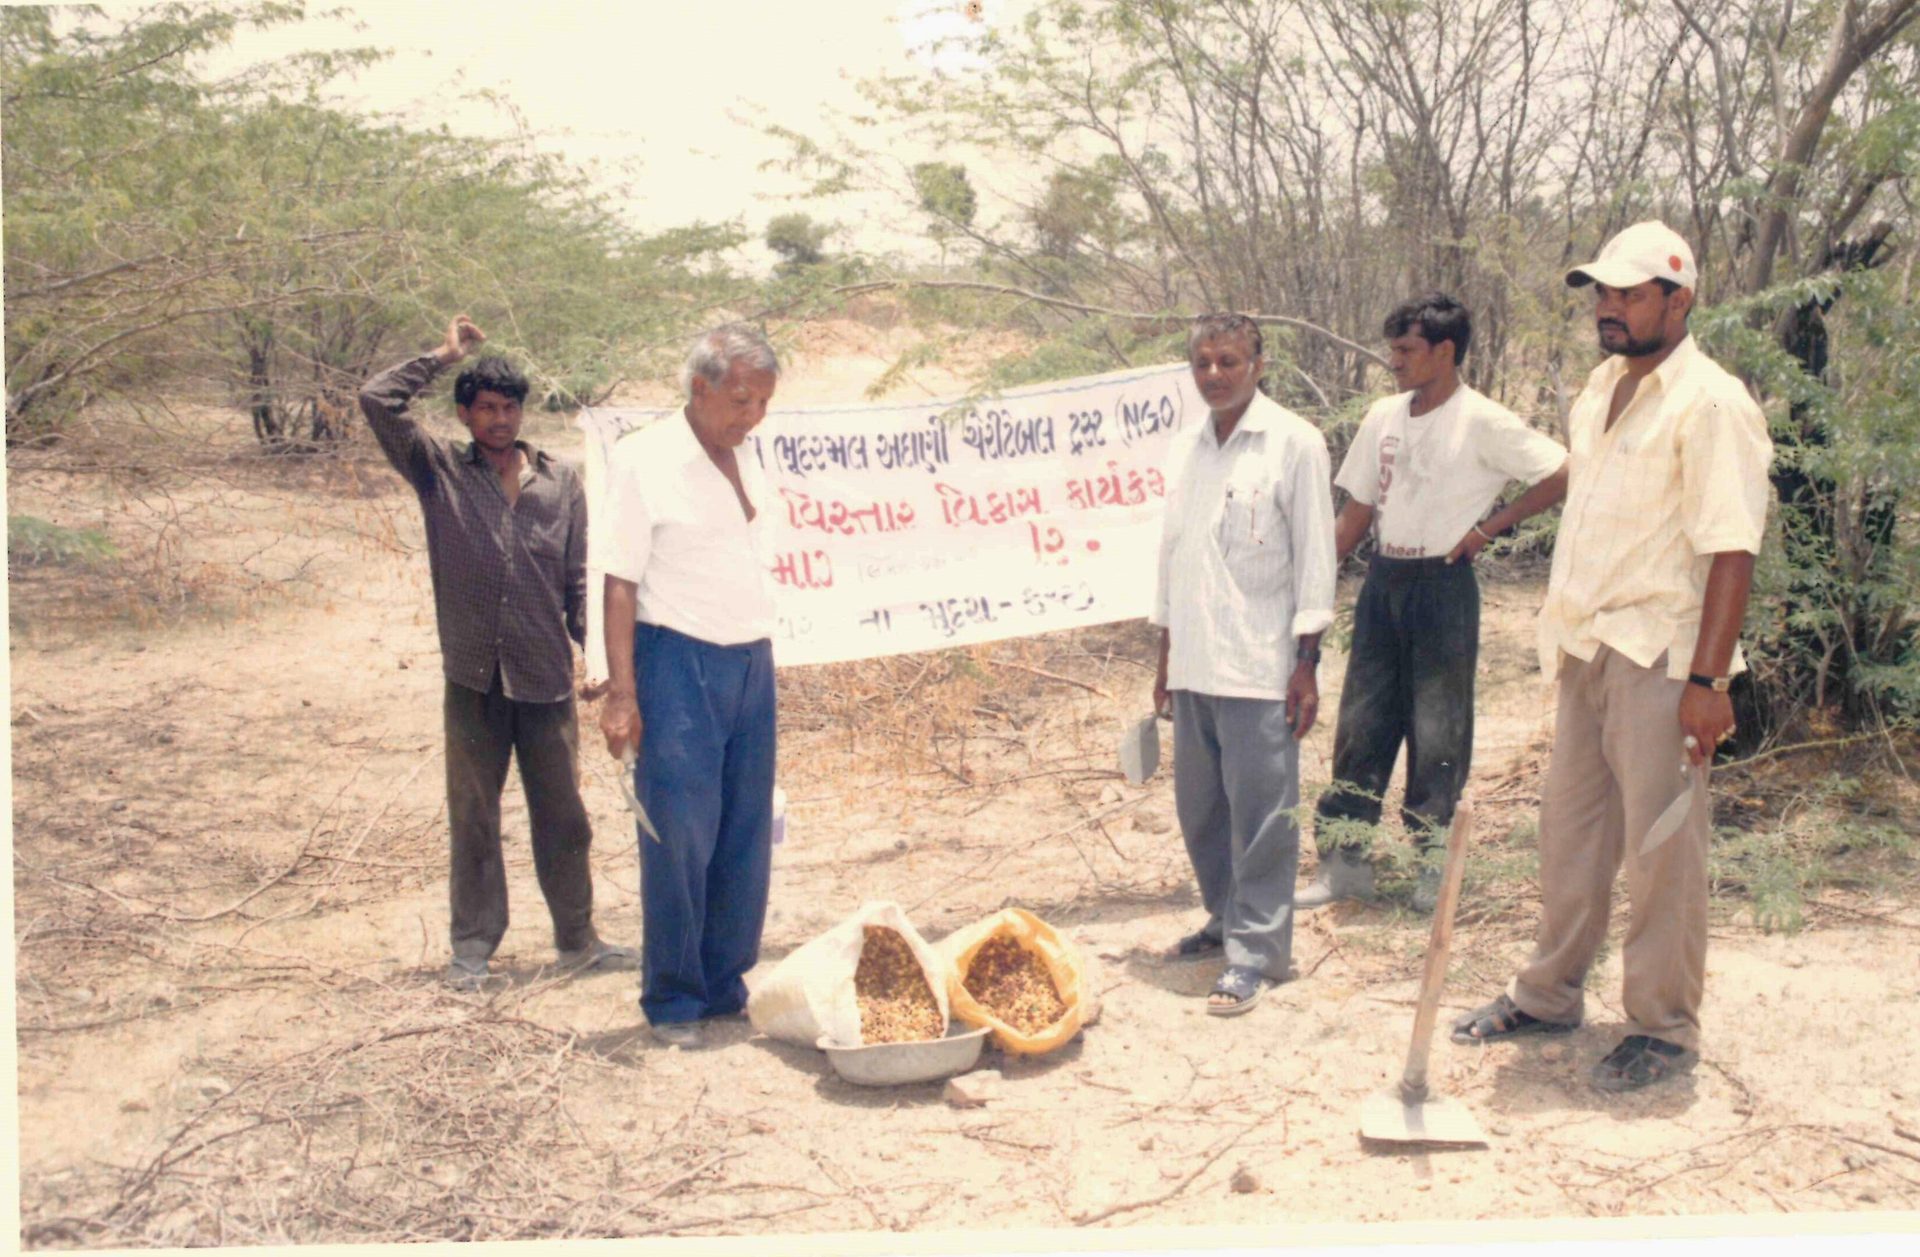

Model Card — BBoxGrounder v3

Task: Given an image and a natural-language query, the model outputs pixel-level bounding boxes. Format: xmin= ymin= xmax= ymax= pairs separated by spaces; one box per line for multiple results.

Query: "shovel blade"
xmin=1359 ymin=1090 xmax=1487 ymax=1148
xmin=1118 ymin=715 xmax=1161 ymax=784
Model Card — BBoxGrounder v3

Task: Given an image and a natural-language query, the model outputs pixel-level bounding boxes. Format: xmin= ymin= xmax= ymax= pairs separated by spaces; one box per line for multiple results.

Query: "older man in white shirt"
xmin=600 ymin=323 xmax=781 ymax=1049
xmin=1152 ymin=313 xmax=1338 ymax=1016
xmin=1451 ymin=223 xmax=1773 ymax=1093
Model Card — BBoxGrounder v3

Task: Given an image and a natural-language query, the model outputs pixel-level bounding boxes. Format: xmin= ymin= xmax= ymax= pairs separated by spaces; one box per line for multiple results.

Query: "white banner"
xmin=579 ymin=361 xmax=1201 ymax=672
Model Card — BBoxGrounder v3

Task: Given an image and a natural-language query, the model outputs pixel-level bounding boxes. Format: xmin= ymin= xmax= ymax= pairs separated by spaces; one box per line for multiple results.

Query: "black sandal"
xmin=1206 ymin=965 xmax=1271 ymax=1017
xmin=1590 ymin=1035 xmax=1697 ymax=1092
xmin=1166 ymin=930 xmax=1224 ymax=962
xmin=1450 ymin=993 xmax=1577 ymax=1044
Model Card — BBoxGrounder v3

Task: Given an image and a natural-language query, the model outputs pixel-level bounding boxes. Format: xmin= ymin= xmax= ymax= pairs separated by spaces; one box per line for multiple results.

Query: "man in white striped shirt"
xmin=1451 ymin=222 xmax=1773 ymax=1093
xmin=1151 ymin=314 xmax=1338 ymax=1016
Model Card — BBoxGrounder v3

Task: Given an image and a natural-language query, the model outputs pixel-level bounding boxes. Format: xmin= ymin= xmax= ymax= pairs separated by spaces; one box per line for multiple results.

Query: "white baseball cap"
xmin=1566 ymin=220 xmax=1697 ymax=290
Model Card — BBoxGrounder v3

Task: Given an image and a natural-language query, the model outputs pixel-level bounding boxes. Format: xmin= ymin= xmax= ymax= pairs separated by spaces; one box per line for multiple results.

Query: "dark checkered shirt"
xmin=359 ymin=354 xmax=587 ymax=703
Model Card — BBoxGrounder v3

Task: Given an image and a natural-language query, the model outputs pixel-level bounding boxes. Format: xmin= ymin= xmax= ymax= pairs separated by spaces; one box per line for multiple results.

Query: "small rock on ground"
xmin=944 ymin=1069 xmax=1004 ymax=1108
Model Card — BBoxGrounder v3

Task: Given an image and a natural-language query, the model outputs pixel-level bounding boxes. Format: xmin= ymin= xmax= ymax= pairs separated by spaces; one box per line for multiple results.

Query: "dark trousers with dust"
xmin=1315 ymin=555 xmax=1479 ymax=855
xmin=444 ymin=670 xmax=596 ymax=962
xmin=1172 ymin=691 xmax=1301 ymax=981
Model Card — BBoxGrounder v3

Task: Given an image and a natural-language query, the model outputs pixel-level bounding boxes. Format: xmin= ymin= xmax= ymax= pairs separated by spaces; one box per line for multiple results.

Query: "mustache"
xmin=1597 ymin=319 xmax=1627 ymax=332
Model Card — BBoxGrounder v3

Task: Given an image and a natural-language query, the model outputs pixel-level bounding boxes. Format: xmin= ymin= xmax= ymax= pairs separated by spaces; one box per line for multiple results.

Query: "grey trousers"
xmin=1171 ymin=690 xmax=1301 ymax=981
xmin=444 ymin=670 xmax=596 ymax=962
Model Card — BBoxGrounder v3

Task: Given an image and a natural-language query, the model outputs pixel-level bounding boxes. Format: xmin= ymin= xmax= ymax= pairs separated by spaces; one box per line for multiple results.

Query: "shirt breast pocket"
xmin=1594 ymin=438 xmax=1678 ymax=523
xmin=1217 ymin=475 xmax=1282 ymax=587
xmin=520 ymin=512 xmax=568 ymax=566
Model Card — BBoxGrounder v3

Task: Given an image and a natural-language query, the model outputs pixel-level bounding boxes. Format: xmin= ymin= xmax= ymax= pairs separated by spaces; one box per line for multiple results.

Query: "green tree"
xmin=2 ymin=2 xmax=745 ymax=446
xmin=911 ymin=160 xmax=977 ymax=274
xmin=764 ymin=212 xmax=833 ymax=270
xmin=773 ymin=0 xmax=1920 ymax=740
xmin=1 ymin=1 xmax=329 ymax=439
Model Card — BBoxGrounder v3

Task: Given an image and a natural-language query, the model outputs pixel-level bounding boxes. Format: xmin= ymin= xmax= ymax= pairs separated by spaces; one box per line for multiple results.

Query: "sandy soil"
xmin=9 ymin=330 xmax=1920 ymax=1246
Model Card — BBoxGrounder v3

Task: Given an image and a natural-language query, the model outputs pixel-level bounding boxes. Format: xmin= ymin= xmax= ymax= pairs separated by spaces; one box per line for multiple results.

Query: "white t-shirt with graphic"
xmin=1334 ymin=385 xmax=1566 ymax=559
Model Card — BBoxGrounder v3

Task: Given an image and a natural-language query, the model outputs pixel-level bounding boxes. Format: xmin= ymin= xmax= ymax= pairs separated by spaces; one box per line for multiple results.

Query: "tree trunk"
xmin=1743 ymin=1 xmax=1920 ymax=294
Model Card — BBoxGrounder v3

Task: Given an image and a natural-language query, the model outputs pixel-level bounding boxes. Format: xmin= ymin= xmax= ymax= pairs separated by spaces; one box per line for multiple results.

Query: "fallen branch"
xmin=1807 ymin=900 xmax=1920 ymax=932
xmin=908 ymin=795 xmax=1147 ymax=914
xmin=1838 ymin=1135 xmax=1920 ymax=1169
xmin=986 ymin=657 xmax=1112 ymax=701
xmin=233 ymin=745 xmax=440 ymax=944
xmin=824 ymin=280 xmax=1390 ymax=369
xmin=1718 ymin=732 xmax=1884 ymax=772
xmin=162 ymin=740 xmax=405 ymax=924
xmin=626 ymin=1200 xmax=830 ymax=1236
xmin=1303 ymin=942 xmax=1343 ymax=979
xmin=1073 ymin=1100 xmax=1285 ymax=1226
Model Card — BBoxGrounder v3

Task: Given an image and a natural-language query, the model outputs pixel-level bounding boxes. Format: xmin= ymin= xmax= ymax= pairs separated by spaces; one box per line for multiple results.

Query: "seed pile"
xmin=854 ymin=926 xmax=944 ymax=1044
xmin=963 ymin=936 xmax=1067 ymax=1035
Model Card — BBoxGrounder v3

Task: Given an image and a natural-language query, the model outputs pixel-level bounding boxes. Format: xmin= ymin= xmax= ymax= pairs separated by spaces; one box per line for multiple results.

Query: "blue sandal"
xmin=1206 ymin=965 xmax=1270 ymax=1017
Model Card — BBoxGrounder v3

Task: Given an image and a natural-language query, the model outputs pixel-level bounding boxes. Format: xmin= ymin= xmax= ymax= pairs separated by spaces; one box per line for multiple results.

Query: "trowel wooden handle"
xmin=1401 ymin=794 xmax=1474 ymax=1099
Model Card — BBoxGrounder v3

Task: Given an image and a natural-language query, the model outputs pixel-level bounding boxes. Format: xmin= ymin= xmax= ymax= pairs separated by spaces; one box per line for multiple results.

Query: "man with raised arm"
xmin=358 ymin=315 xmax=636 ymax=990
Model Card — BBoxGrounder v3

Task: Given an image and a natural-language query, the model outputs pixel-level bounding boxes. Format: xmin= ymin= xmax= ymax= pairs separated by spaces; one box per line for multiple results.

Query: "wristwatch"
xmin=1687 ymin=672 xmax=1732 ymax=693
xmin=1297 ymin=646 xmax=1321 ymax=665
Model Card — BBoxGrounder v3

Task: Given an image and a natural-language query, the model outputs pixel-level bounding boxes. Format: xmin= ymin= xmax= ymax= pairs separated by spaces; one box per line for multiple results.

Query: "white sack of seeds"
xmin=746 ymin=900 xmax=952 ymax=1048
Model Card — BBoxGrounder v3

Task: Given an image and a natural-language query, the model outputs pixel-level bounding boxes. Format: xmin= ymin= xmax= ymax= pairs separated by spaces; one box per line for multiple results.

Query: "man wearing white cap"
xmin=1450 ymin=222 xmax=1773 ymax=1092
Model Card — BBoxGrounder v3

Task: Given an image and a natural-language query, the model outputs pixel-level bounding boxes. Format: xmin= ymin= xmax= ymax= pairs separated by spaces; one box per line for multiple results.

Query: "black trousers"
xmin=1314 ymin=555 xmax=1479 ymax=855
xmin=444 ymin=670 xmax=595 ymax=960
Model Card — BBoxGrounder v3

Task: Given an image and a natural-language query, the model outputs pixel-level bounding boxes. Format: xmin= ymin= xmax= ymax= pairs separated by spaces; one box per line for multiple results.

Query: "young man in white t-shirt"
xmin=1298 ymin=294 xmax=1569 ymax=912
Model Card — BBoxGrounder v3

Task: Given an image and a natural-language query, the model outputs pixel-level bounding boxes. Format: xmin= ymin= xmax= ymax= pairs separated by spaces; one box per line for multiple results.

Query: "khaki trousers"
xmin=1507 ymin=646 xmax=1710 ymax=1051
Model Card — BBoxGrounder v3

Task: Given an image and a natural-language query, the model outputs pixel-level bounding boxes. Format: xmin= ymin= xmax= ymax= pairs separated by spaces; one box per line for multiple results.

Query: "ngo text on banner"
xmin=579 ymin=361 xmax=1200 ymax=672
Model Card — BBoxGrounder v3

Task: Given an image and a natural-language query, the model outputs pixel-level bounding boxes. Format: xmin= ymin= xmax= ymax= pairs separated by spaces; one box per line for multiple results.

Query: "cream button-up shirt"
xmin=1151 ymin=392 xmax=1338 ymax=700
xmin=1537 ymin=335 xmax=1773 ymax=682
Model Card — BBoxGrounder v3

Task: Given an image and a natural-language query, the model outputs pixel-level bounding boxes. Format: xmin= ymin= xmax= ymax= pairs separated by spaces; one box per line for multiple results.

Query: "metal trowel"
xmin=1118 ymin=713 xmax=1166 ymax=784
xmin=1360 ymin=794 xmax=1488 ymax=1148
xmin=1642 ymin=736 xmax=1704 ymax=857
xmin=617 ymin=748 xmax=663 ymax=844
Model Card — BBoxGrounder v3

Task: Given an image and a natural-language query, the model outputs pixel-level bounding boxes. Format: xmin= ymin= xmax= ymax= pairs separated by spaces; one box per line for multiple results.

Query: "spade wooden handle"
xmin=1401 ymin=793 xmax=1474 ymax=1101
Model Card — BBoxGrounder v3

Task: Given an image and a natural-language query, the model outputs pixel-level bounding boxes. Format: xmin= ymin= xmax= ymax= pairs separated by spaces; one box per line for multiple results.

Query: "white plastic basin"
xmin=816 ymin=1024 xmax=991 ymax=1087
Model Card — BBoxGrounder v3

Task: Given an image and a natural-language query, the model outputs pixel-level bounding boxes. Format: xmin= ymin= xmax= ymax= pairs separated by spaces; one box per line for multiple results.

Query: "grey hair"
xmin=1186 ymin=312 xmax=1264 ymax=360
xmin=679 ymin=323 xmax=781 ymax=397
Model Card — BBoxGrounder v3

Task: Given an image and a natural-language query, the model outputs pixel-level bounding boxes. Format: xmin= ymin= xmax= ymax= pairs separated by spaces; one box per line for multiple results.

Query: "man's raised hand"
xmin=436 ymin=314 xmax=486 ymax=366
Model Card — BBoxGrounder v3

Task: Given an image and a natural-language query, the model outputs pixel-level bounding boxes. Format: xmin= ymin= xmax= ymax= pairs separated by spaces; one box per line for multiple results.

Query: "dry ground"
xmin=9 ymin=331 xmax=1920 ymax=1247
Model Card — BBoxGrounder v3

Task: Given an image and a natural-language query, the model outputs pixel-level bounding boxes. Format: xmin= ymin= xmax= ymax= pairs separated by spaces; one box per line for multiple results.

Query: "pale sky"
xmin=197 ymin=0 xmax=1029 ymax=269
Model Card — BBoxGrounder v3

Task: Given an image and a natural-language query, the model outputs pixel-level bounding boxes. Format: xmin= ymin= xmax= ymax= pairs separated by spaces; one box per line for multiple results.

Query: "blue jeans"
xmin=632 ymin=623 xmax=776 ymax=1025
